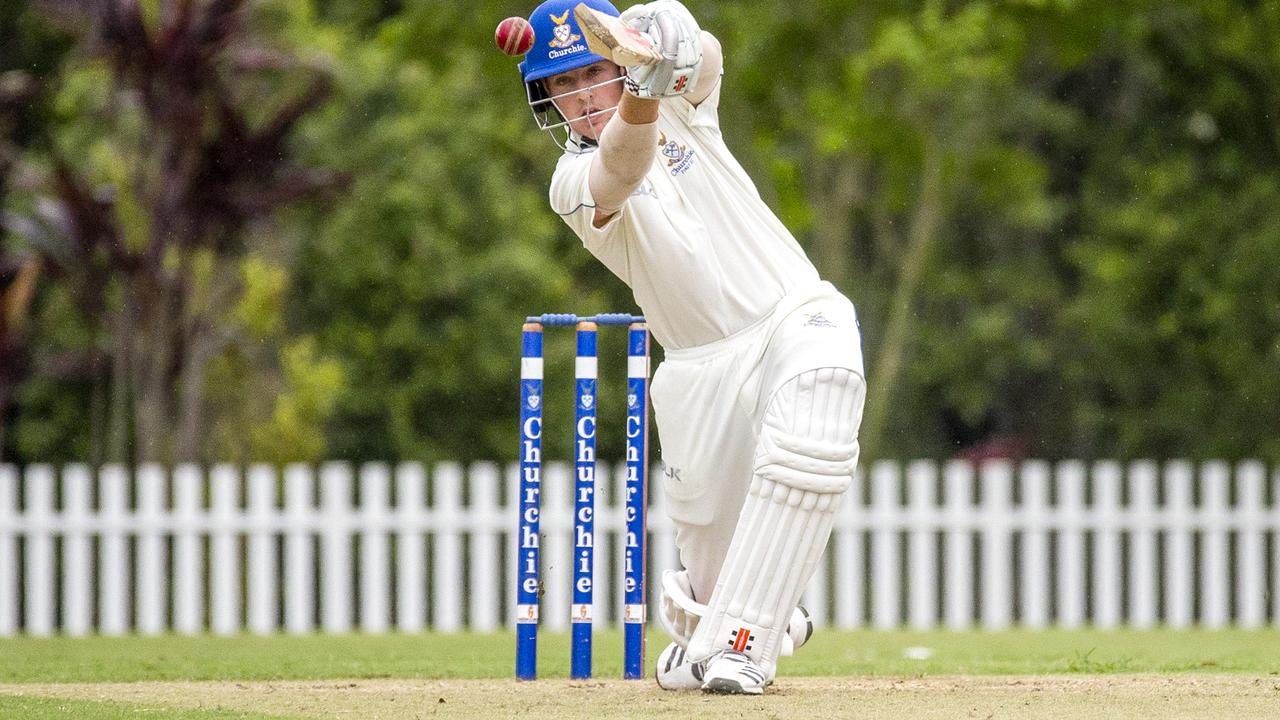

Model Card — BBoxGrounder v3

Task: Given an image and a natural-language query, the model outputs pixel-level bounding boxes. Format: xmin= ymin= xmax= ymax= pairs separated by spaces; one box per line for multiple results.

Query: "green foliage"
xmin=284 ymin=0 xmax=636 ymax=462
xmin=206 ymin=258 xmax=348 ymax=465
xmin=5 ymin=0 xmax=1278 ymax=463
xmin=248 ymin=337 xmax=347 ymax=463
xmin=237 ymin=257 xmax=291 ymax=341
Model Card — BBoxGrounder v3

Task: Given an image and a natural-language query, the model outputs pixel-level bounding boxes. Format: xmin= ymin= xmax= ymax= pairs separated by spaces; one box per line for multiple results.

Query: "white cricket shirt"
xmin=549 ymin=79 xmax=821 ymax=350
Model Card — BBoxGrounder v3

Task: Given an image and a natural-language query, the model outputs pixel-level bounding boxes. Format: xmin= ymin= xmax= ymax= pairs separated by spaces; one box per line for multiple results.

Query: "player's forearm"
xmin=686 ymin=31 xmax=722 ymax=107
xmin=589 ymin=95 xmax=659 ymax=219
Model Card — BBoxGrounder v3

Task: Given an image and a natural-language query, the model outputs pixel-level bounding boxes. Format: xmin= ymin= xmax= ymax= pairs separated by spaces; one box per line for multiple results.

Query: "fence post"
xmin=247 ymin=464 xmax=278 ymax=635
xmin=1200 ymin=461 xmax=1229 ymax=628
xmin=1057 ymin=461 xmax=1086 ymax=628
xmin=943 ymin=461 xmax=973 ymax=629
xmin=871 ymin=461 xmax=900 ymax=629
xmin=321 ymin=462 xmax=353 ymax=634
xmin=359 ymin=462 xmax=390 ymax=634
xmin=1237 ymin=461 xmax=1266 ymax=628
xmin=832 ymin=470 xmax=864 ymax=629
xmin=980 ymin=461 xmax=1013 ymax=630
xmin=1019 ymin=461 xmax=1050 ymax=628
xmin=542 ymin=462 xmax=571 ymax=633
xmin=211 ymin=464 xmax=242 ymax=635
xmin=284 ymin=463 xmax=315 ymax=634
xmin=906 ymin=460 xmax=937 ymax=630
xmin=136 ymin=464 xmax=167 ymax=635
xmin=61 ymin=464 xmax=93 ymax=636
xmin=433 ymin=463 xmax=464 ymax=632
xmin=1093 ymin=461 xmax=1122 ymax=629
xmin=1128 ymin=461 xmax=1158 ymax=628
xmin=396 ymin=462 xmax=426 ymax=633
xmin=470 ymin=462 xmax=501 ymax=632
xmin=23 ymin=465 xmax=55 ymax=636
xmin=1164 ymin=461 xmax=1194 ymax=629
xmin=173 ymin=464 xmax=204 ymax=635
xmin=0 ymin=465 xmax=15 ymax=637
xmin=99 ymin=464 xmax=130 ymax=635
xmin=1272 ymin=466 xmax=1280 ymax=627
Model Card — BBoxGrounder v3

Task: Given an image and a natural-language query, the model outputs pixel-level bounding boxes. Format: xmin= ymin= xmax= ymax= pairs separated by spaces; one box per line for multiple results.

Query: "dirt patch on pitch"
xmin=3 ymin=675 xmax=1279 ymax=719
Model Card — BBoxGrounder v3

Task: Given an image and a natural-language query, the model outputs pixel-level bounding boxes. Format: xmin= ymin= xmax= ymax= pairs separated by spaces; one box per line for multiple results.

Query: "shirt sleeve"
xmin=665 ymin=71 xmax=723 ymax=132
xmin=550 ymin=150 xmax=626 ymax=251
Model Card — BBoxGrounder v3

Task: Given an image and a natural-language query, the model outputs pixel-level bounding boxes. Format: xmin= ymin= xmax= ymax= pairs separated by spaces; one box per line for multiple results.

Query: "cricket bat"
xmin=573 ymin=3 xmax=663 ymax=67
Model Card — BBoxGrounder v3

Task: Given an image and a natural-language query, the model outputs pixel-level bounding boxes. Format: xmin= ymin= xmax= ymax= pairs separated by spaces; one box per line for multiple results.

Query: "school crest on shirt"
xmin=657 ymin=131 xmax=697 ymax=176
xmin=548 ymin=9 xmax=582 ymax=49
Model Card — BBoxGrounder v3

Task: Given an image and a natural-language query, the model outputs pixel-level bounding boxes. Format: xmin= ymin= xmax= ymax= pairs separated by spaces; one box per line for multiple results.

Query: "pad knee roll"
xmin=755 ymin=367 xmax=864 ymax=493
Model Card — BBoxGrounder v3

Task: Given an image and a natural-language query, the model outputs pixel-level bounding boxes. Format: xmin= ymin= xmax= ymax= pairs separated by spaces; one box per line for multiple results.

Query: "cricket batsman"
xmin=511 ymin=0 xmax=867 ymax=694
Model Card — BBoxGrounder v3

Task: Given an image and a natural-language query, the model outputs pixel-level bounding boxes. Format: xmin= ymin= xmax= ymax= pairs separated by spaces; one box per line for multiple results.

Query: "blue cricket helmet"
xmin=519 ymin=0 xmax=621 ymax=83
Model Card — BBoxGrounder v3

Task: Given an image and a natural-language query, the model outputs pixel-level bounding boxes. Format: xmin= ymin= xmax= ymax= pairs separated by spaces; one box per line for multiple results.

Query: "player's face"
xmin=545 ymin=61 xmax=624 ymax=140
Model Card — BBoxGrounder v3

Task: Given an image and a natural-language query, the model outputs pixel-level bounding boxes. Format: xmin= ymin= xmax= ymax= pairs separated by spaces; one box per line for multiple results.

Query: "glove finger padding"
xmin=624 ymin=6 xmax=702 ymax=98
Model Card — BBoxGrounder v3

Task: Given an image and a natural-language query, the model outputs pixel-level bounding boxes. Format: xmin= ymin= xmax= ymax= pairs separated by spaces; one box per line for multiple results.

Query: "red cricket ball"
xmin=495 ymin=17 xmax=535 ymax=57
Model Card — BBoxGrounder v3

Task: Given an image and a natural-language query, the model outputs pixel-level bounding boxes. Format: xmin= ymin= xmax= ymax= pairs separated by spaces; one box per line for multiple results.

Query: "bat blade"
xmin=573 ymin=3 xmax=663 ymax=67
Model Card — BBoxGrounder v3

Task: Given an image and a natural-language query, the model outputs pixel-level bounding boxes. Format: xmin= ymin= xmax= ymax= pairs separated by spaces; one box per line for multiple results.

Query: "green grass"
xmin=0 ymin=696 xmax=302 ymax=720
xmin=1 ymin=629 xmax=1278 ymax=684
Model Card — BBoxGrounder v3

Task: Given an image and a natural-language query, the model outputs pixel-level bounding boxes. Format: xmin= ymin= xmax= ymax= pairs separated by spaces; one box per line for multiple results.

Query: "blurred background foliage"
xmin=1 ymin=0 xmax=1277 ymax=467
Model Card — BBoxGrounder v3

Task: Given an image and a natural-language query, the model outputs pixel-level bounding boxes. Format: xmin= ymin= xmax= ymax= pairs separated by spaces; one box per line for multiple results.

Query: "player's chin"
xmin=574 ymin=110 xmax=615 ymax=141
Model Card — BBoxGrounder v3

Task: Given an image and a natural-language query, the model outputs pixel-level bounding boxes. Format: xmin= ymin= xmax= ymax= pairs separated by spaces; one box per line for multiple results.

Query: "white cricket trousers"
xmin=650 ymin=281 xmax=865 ymax=602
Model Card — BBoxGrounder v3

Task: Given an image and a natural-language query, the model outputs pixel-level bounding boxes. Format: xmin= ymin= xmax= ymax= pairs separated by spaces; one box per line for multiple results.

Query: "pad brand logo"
xmin=657 ymin=131 xmax=696 ymax=176
xmin=548 ymin=9 xmax=582 ymax=49
xmin=730 ymin=627 xmax=755 ymax=652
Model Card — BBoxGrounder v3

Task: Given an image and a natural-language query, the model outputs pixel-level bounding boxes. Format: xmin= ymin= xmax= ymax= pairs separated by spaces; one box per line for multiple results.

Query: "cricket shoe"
xmin=654 ymin=642 xmax=707 ymax=690
xmin=700 ymin=650 xmax=770 ymax=695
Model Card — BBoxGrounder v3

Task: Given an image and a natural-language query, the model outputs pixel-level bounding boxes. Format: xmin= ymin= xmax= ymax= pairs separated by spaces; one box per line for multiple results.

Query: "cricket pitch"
xmin=5 ymin=675 xmax=1279 ymax=719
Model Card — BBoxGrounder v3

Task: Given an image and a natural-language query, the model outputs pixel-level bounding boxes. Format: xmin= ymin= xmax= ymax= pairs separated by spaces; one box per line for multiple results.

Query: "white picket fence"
xmin=0 ymin=459 xmax=1278 ymax=637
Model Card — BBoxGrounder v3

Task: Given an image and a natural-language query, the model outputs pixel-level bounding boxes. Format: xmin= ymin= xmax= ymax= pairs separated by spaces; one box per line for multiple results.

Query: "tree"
xmin=715 ymin=0 xmax=1066 ymax=459
xmin=285 ymin=0 xmax=641 ymax=463
xmin=0 ymin=0 xmax=70 ymax=462
xmin=6 ymin=0 xmax=342 ymax=463
xmin=1055 ymin=0 xmax=1280 ymax=459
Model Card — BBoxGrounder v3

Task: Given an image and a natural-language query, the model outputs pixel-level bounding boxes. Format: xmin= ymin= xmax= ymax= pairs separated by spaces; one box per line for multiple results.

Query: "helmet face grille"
xmin=524 ymin=75 xmax=626 ymax=154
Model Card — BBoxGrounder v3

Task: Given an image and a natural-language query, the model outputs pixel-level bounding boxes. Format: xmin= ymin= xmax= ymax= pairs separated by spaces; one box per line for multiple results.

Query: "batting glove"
xmin=620 ymin=1 xmax=703 ymax=99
